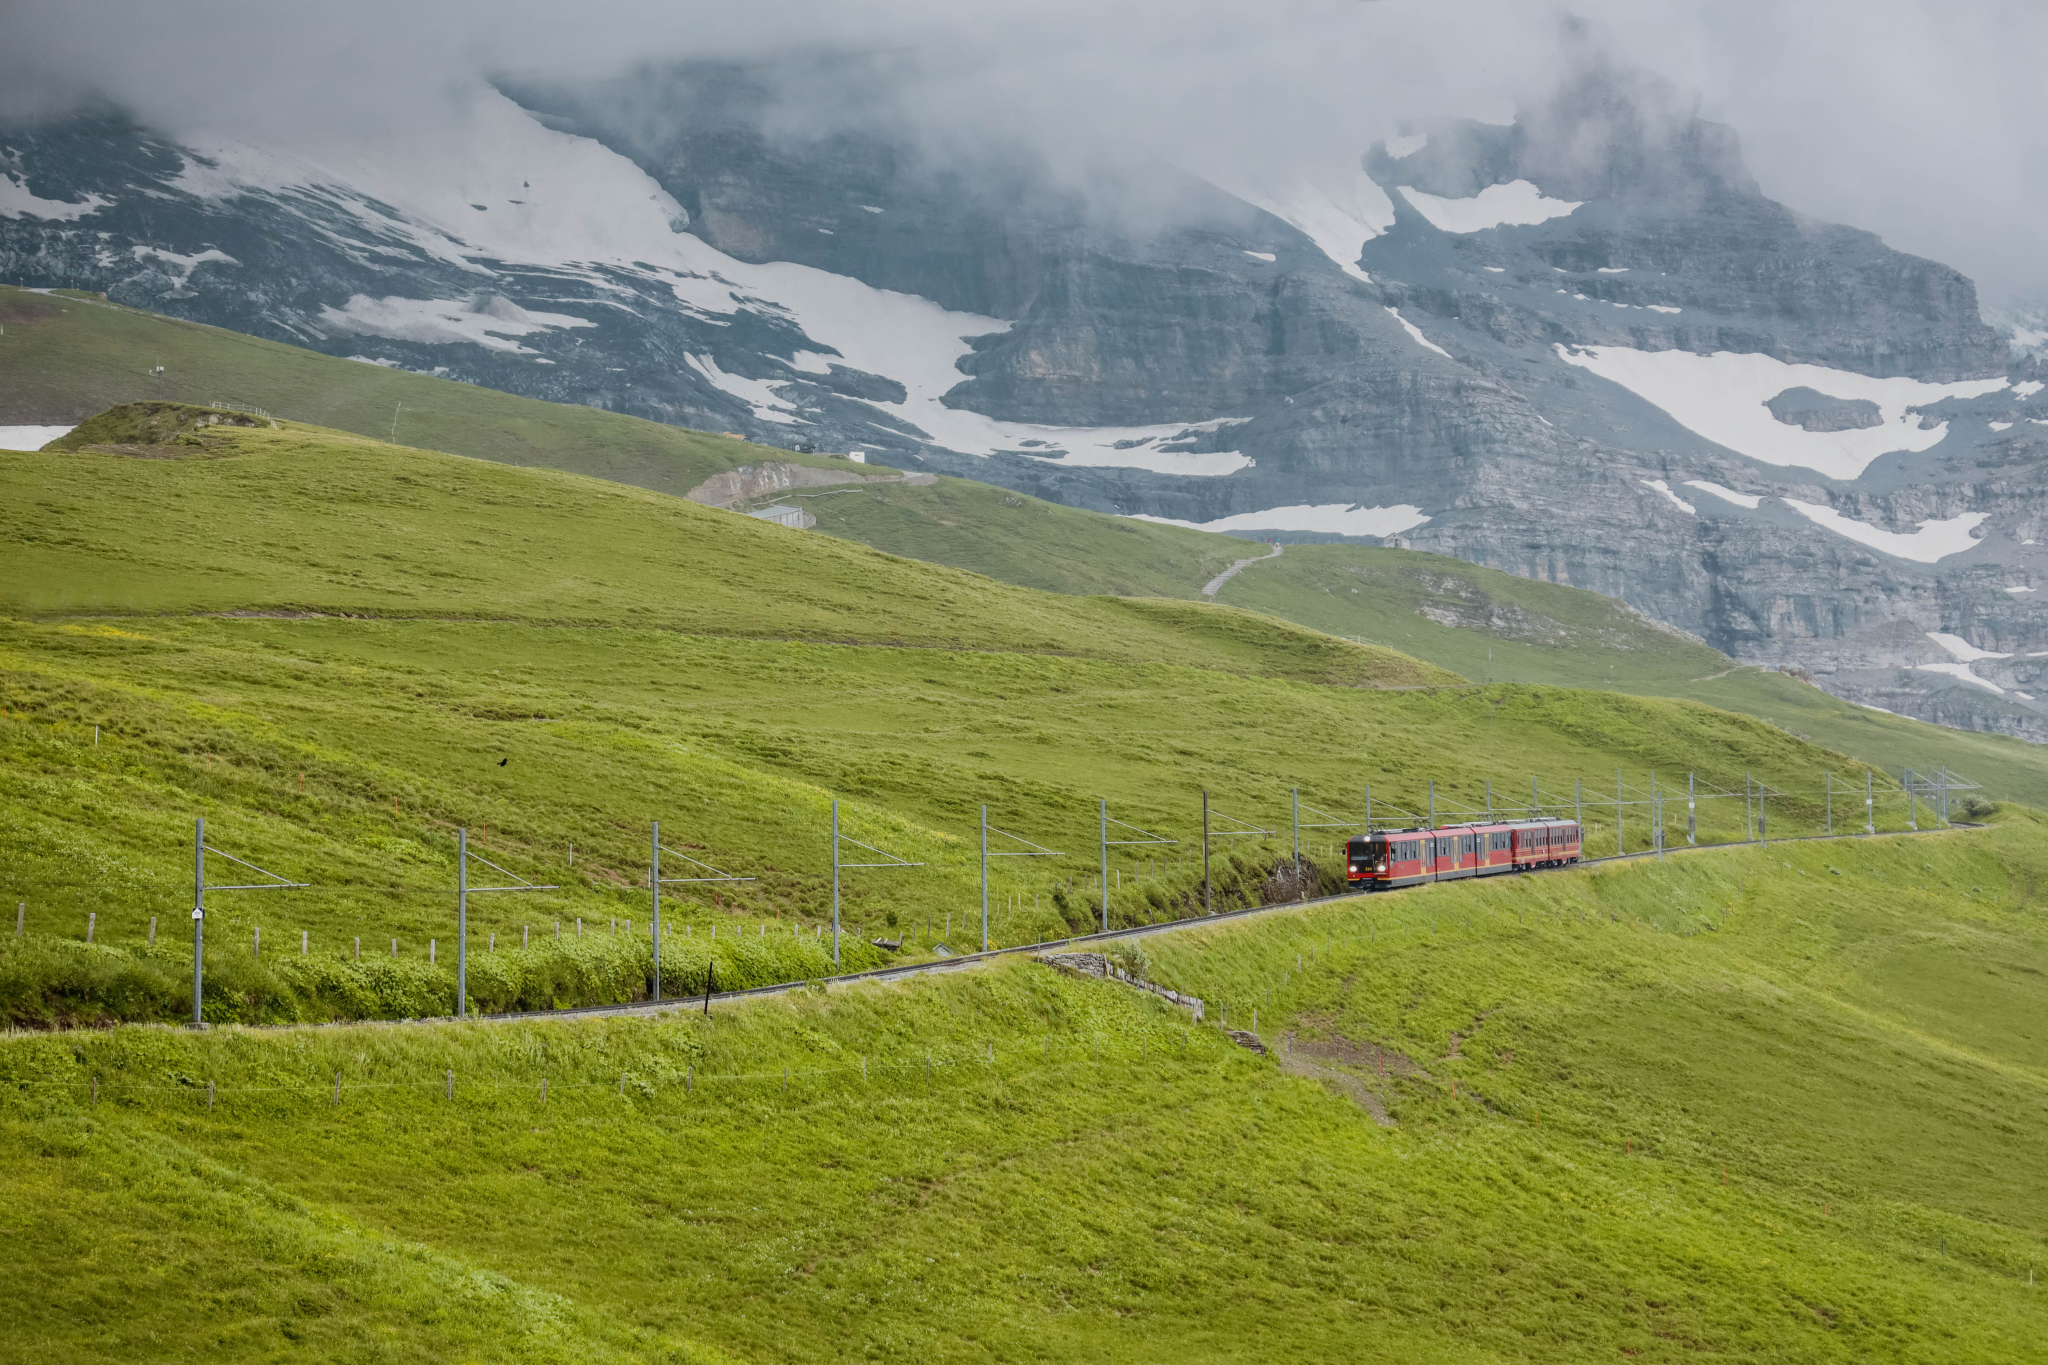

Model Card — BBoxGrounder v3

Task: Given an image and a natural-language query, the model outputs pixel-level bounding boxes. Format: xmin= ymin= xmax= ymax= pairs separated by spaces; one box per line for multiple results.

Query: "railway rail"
xmin=465 ymin=822 xmax=1978 ymax=1027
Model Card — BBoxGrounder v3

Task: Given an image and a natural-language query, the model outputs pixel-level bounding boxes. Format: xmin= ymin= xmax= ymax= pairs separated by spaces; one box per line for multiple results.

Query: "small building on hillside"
xmin=745 ymin=503 xmax=813 ymax=530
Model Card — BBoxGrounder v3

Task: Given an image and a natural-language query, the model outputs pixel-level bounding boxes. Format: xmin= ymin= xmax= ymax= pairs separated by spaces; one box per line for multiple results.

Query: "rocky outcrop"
xmin=683 ymin=459 xmax=906 ymax=507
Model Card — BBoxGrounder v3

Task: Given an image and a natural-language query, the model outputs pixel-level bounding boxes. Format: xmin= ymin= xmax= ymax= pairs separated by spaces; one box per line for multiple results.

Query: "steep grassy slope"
xmin=1 ymin=406 xmax=1926 ymax=1025
xmin=4 ymin=821 xmax=2042 ymax=1363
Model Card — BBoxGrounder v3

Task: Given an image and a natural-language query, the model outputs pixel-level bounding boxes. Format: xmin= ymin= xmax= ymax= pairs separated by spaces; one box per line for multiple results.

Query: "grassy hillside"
xmin=9 ymin=286 xmax=2044 ymax=801
xmin=1216 ymin=543 xmax=2048 ymax=807
xmin=4 ymin=820 xmax=2043 ymax=1362
xmin=0 ymin=405 xmax=1932 ymax=1026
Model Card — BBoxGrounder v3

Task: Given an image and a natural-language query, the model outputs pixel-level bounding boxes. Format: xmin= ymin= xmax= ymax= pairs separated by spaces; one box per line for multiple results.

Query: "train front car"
xmin=1349 ymin=831 xmax=1430 ymax=889
xmin=1346 ymin=834 xmax=1382 ymax=888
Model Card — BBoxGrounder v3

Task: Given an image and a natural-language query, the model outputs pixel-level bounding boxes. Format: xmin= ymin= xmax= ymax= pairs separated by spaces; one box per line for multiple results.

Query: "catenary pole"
xmin=457 ymin=827 xmax=468 ymax=1018
xmin=1292 ymin=788 xmax=1300 ymax=876
xmin=1826 ymin=771 xmax=1832 ymax=835
xmin=831 ymin=800 xmax=841 ymax=967
xmin=1688 ymin=772 xmax=1696 ymax=845
xmin=1100 ymin=798 xmax=1110 ymax=933
xmin=1866 ymin=769 xmax=1875 ymax=834
xmin=651 ymin=821 xmax=661 ymax=1003
xmin=1650 ymin=770 xmax=1659 ymax=859
xmin=192 ymin=816 xmax=205 ymax=1025
xmin=980 ymin=804 xmax=990 ymax=953
xmin=1202 ymin=790 xmax=1212 ymax=915
xmin=1617 ymin=768 xmax=1624 ymax=855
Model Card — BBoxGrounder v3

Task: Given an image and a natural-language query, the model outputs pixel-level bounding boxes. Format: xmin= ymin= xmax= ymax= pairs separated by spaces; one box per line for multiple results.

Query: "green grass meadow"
xmin=3 ymin=819 xmax=2043 ymax=1362
xmin=0 ymin=358 xmax=2042 ymax=1360
xmin=0 ymin=409 xmax=1950 ymax=1026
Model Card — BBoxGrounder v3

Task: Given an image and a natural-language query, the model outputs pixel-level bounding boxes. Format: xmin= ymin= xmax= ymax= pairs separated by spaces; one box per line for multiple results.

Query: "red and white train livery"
xmin=1346 ymin=818 xmax=1580 ymax=889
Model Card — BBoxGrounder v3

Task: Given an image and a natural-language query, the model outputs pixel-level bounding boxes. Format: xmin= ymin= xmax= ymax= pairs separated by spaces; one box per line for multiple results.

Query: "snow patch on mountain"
xmin=685 ymin=353 xmax=801 ymax=424
xmin=0 ymin=426 xmax=73 ymax=450
xmin=1914 ymin=662 xmax=2005 ymax=694
xmin=1640 ymin=479 xmax=1696 ymax=514
xmin=1205 ymin=169 xmax=1391 ymax=282
xmin=1385 ymin=307 xmax=1450 ymax=358
xmin=1782 ymin=499 xmax=1987 ymax=562
xmin=1129 ymin=503 xmax=1430 ymax=537
xmin=160 ymin=86 xmax=1250 ymax=475
xmin=0 ymin=174 xmax=110 ymax=221
xmin=1556 ymin=346 xmax=2009 ymax=481
xmin=318 ymin=293 xmax=596 ymax=354
xmin=1397 ymin=181 xmax=1583 ymax=233
xmin=1927 ymin=631 xmax=2011 ymax=662
xmin=1383 ymin=133 xmax=1428 ymax=159
xmin=1683 ymin=480 xmax=1763 ymax=509
xmin=129 ymin=245 xmax=239 ymax=276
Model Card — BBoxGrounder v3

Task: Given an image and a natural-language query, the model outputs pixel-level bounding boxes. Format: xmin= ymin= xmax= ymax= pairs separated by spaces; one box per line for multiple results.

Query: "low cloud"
xmin=2 ymin=0 xmax=2042 ymax=302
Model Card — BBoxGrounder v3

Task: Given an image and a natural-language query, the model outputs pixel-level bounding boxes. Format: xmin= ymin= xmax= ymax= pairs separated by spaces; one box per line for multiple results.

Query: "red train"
xmin=1346 ymin=818 xmax=1581 ymax=889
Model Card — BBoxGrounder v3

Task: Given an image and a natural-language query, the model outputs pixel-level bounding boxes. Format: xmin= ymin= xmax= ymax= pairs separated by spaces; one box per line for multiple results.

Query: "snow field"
xmin=320 ymin=294 xmax=596 ymax=355
xmin=1640 ymin=479 xmax=1696 ymax=514
xmin=1384 ymin=307 xmax=1450 ymax=358
xmin=1201 ymin=167 xmax=1391 ymax=283
xmin=1914 ymin=662 xmax=2006 ymax=694
xmin=0 ymin=174 xmax=111 ymax=221
xmin=1396 ymin=180 xmax=1583 ymax=233
xmin=1781 ymin=499 xmax=1986 ymax=563
xmin=1682 ymin=480 xmax=1763 ymax=509
xmin=1927 ymin=631 xmax=2011 ymax=663
xmin=0 ymin=426 xmax=75 ymax=451
xmin=1128 ymin=504 xmax=1430 ymax=537
xmin=169 ymin=87 xmax=1252 ymax=477
xmin=1555 ymin=345 xmax=2009 ymax=481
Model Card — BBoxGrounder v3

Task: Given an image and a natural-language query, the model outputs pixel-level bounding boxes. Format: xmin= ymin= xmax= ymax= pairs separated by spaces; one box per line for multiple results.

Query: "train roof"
xmin=1353 ymin=816 xmax=1576 ymax=838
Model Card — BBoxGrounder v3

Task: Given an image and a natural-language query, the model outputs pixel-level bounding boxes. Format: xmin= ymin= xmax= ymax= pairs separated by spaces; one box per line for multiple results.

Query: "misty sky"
xmin=3 ymin=0 xmax=2044 ymax=307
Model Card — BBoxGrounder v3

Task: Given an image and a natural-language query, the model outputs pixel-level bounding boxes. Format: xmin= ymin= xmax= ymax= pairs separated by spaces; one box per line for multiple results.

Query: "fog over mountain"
xmin=5 ymin=1 xmax=2046 ymax=306
xmin=6 ymin=0 xmax=2048 ymax=741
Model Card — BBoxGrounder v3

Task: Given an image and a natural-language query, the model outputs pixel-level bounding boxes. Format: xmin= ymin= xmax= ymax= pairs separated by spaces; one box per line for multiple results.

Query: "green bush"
xmin=0 ymin=928 xmax=875 ymax=1027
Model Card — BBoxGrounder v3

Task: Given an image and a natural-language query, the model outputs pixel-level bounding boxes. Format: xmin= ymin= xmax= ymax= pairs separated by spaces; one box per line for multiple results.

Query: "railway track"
xmin=467 ymin=822 xmax=1976 ymax=1027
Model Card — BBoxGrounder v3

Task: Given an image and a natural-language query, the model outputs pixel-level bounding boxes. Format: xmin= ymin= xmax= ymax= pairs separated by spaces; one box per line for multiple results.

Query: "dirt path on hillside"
xmin=1203 ymin=542 xmax=1283 ymax=597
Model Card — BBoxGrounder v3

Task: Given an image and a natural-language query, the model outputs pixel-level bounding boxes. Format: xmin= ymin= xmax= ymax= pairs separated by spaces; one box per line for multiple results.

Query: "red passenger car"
xmin=1348 ymin=818 xmax=1579 ymax=890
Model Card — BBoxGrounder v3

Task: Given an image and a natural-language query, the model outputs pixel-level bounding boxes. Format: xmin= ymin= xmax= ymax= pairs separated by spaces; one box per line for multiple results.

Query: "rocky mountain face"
xmin=3 ymin=58 xmax=2044 ymax=740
